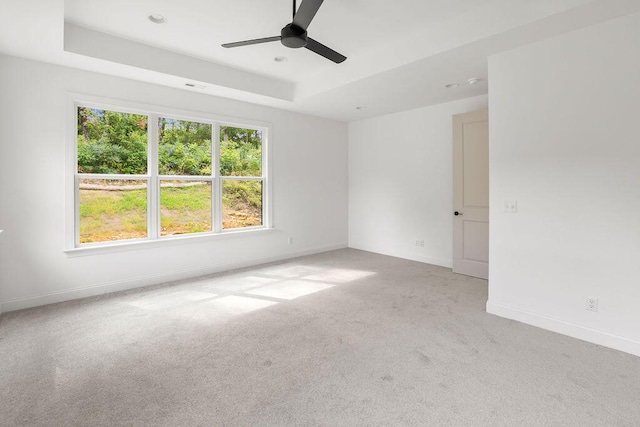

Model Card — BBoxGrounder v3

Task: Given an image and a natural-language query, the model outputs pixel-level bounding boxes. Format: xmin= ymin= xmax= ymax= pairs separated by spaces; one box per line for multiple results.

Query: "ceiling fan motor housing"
xmin=281 ymin=24 xmax=308 ymax=48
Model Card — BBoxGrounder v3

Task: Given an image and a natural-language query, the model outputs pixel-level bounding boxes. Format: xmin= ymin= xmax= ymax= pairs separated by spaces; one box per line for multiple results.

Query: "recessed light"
xmin=445 ymin=83 xmax=460 ymax=88
xmin=148 ymin=14 xmax=167 ymax=24
xmin=355 ymin=106 xmax=366 ymax=110
xmin=467 ymin=77 xmax=482 ymax=85
xmin=274 ymin=56 xmax=288 ymax=62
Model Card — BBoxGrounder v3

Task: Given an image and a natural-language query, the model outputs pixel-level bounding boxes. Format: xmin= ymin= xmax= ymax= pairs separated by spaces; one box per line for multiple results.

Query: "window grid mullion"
xmin=148 ymin=114 xmax=159 ymax=240
xmin=73 ymin=103 xmax=268 ymax=247
xmin=219 ymin=176 xmax=263 ymax=181
xmin=75 ymin=173 xmax=150 ymax=180
xmin=213 ymin=123 xmax=222 ymax=233
xmin=74 ymin=175 xmax=80 ymax=247
xmin=263 ymin=128 xmax=269 ymax=228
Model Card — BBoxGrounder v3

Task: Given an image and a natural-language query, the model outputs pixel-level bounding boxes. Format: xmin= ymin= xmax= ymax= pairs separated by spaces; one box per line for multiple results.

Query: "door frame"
xmin=452 ymin=108 xmax=489 ymax=279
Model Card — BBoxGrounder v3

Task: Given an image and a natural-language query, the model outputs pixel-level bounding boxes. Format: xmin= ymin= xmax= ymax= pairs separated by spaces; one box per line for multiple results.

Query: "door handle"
xmin=454 ymin=211 xmax=463 ymax=216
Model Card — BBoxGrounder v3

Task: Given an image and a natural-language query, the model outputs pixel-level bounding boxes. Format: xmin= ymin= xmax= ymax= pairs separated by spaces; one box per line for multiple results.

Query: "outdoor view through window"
xmin=76 ymin=106 xmax=264 ymax=245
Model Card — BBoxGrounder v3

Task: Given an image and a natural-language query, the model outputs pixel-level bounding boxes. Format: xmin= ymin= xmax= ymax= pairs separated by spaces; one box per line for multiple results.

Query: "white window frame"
xmin=65 ymin=94 xmax=272 ymax=254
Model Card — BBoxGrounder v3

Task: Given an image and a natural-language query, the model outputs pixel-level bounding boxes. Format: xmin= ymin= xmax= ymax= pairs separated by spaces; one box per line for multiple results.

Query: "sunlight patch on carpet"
xmin=245 ymin=280 xmax=334 ymax=300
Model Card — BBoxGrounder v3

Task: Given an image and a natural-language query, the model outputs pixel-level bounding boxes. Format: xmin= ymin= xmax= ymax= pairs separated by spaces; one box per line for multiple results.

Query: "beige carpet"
xmin=1 ymin=249 xmax=639 ymax=426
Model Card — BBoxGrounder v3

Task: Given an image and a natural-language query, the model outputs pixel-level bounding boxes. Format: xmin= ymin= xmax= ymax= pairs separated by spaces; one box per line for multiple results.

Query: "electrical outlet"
xmin=504 ymin=200 xmax=518 ymax=213
xmin=288 ymin=237 xmax=294 ymax=245
xmin=415 ymin=240 xmax=424 ymax=247
xmin=586 ymin=298 xmax=598 ymax=312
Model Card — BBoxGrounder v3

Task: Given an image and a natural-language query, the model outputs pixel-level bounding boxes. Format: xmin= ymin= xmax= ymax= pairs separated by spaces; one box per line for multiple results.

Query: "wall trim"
xmin=1 ymin=243 xmax=347 ymax=313
xmin=348 ymin=244 xmax=452 ymax=269
xmin=487 ymin=300 xmax=640 ymax=358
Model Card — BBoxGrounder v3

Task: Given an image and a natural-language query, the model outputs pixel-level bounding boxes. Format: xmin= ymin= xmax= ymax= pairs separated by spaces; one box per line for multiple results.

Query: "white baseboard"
xmin=486 ymin=300 xmax=640 ymax=358
xmin=1 ymin=243 xmax=347 ymax=313
xmin=406 ymin=254 xmax=452 ymax=269
xmin=348 ymin=244 xmax=452 ymax=269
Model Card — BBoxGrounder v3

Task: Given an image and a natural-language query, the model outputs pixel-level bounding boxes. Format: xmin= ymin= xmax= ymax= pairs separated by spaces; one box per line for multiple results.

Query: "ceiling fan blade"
xmin=305 ymin=38 xmax=346 ymax=63
xmin=221 ymin=36 xmax=281 ymax=48
xmin=292 ymin=0 xmax=323 ymax=31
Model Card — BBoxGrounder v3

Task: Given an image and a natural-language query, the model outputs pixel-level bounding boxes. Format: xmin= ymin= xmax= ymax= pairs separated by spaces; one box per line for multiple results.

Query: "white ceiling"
xmin=65 ymin=0 xmax=492 ymax=83
xmin=2 ymin=0 xmax=640 ymax=121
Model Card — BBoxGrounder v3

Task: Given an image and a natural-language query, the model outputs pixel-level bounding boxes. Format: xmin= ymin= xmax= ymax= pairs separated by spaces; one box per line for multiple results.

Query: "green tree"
xmin=220 ymin=126 xmax=262 ymax=176
xmin=158 ymin=118 xmax=212 ymax=175
xmin=77 ymin=107 xmax=148 ymax=174
xmin=77 ymin=109 xmax=262 ymax=179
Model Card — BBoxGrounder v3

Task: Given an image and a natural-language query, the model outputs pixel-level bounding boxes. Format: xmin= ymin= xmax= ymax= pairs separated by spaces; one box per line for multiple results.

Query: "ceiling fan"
xmin=221 ymin=0 xmax=347 ymax=64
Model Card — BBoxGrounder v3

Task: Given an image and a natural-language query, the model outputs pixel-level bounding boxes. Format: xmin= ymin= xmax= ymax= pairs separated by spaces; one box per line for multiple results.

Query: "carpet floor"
xmin=1 ymin=248 xmax=639 ymax=426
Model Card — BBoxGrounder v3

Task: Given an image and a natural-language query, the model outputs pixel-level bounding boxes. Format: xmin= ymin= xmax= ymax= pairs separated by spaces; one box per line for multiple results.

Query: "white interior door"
xmin=452 ymin=109 xmax=489 ymax=279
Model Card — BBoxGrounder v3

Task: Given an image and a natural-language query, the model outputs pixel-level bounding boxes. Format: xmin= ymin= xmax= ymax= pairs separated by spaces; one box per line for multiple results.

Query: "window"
xmin=73 ymin=104 xmax=268 ymax=247
xmin=220 ymin=126 xmax=264 ymax=230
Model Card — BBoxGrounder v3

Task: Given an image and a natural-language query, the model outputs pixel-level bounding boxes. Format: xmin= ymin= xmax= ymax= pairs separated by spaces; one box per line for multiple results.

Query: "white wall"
xmin=348 ymin=95 xmax=488 ymax=267
xmin=488 ymin=12 xmax=640 ymax=356
xmin=0 ymin=55 xmax=348 ymax=312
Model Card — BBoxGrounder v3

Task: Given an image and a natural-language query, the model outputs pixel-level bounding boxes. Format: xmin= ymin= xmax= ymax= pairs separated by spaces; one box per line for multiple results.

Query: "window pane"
xmin=220 ymin=126 xmax=262 ymax=177
xmin=77 ymin=107 xmax=148 ymax=174
xmin=158 ymin=118 xmax=212 ymax=176
xmin=160 ymin=180 xmax=212 ymax=236
xmin=222 ymin=180 xmax=262 ymax=229
xmin=79 ymin=179 xmax=147 ymax=243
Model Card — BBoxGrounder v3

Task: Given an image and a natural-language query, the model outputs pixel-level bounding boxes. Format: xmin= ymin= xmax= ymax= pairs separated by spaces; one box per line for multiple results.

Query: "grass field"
xmin=79 ymin=183 xmax=261 ymax=243
xmin=160 ymin=183 xmax=212 ymax=236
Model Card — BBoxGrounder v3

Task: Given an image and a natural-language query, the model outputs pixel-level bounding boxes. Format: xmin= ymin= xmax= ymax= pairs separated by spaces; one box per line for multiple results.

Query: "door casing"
xmin=452 ymin=109 xmax=489 ymax=279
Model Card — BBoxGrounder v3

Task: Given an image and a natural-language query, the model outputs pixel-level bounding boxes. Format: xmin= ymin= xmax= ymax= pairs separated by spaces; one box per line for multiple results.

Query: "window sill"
xmin=65 ymin=227 xmax=276 ymax=257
